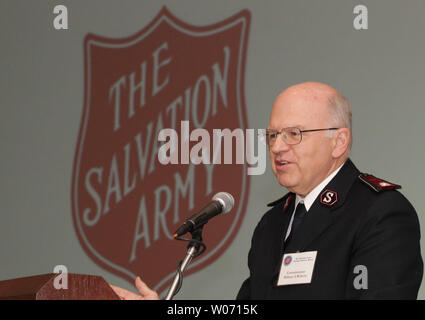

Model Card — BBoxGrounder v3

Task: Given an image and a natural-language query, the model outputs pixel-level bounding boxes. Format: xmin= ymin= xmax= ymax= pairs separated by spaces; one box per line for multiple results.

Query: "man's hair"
xmin=327 ymin=94 xmax=353 ymax=150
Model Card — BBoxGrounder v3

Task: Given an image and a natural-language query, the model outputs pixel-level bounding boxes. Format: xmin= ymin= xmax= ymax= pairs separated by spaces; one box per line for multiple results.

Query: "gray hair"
xmin=327 ymin=94 xmax=353 ymax=150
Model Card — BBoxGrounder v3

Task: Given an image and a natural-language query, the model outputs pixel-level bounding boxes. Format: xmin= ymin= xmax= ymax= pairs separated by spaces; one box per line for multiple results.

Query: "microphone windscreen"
xmin=212 ymin=192 xmax=235 ymax=214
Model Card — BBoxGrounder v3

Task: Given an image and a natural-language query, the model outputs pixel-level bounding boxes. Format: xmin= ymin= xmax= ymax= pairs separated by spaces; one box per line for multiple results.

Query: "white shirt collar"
xmin=295 ymin=162 xmax=345 ymax=212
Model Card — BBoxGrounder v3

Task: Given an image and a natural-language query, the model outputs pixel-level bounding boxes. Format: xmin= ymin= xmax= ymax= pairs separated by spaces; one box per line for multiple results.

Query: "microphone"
xmin=173 ymin=192 xmax=235 ymax=238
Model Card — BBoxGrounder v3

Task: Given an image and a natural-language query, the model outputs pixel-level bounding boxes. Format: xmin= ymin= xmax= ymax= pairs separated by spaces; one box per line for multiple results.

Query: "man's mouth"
xmin=275 ymin=160 xmax=290 ymax=169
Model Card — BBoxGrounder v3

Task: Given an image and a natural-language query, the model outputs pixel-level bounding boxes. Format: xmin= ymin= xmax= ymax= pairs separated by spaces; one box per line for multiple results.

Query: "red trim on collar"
xmin=283 ymin=194 xmax=294 ymax=212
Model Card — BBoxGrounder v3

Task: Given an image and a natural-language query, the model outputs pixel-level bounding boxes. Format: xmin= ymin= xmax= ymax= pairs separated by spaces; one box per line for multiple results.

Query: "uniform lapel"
xmin=284 ymin=198 xmax=333 ymax=253
xmin=284 ymin=158 xmax=360 ymax=253
xmin=269 ymin=193 xmax=295 ymax=280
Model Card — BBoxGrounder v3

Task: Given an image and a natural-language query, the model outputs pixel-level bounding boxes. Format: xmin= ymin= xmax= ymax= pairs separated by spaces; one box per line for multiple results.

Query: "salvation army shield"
xmin=71 ymin=7 xmax=251 ymax=294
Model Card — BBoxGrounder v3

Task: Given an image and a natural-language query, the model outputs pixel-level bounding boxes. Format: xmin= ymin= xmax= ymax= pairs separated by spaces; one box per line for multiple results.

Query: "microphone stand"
xmin=165 ymin=226 xmax=205 ymax=300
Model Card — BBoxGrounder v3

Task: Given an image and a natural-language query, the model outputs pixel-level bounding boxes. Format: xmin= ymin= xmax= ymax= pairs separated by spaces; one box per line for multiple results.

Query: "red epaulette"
xmin=358 ymin=173 xmax=401 ymax=192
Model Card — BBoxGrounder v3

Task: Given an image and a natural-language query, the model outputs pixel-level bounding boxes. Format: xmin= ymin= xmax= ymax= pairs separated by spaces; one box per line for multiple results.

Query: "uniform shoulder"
xmin=254 ymin=193 xmax=293 ymax=228
xmin=358 ymin=173 xmax=401 ymax=193
xmin=356 ymin=173 xmax=416 ymax=219
xmin=266 ymin=192 xmax=293 ymax=207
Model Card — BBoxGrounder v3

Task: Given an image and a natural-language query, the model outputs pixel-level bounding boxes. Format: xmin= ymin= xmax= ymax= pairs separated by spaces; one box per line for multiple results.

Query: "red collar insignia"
xmin=320 ymin=189 xmax=339 ymax=207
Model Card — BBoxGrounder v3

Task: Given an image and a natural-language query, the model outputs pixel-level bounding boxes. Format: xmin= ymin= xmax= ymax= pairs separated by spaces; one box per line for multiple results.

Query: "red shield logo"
xmin=71 ymin=7 xmax=251 ymax=294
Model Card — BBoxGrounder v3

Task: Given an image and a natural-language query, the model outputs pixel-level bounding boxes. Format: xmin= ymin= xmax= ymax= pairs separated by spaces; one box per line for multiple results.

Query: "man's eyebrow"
xmin=267 ymin=125 xmax=305 ymax=130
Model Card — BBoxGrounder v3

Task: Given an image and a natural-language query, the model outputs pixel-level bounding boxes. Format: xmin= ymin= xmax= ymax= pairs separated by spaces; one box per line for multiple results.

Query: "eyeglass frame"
xmin=263 ymin=127 xmax=340 ymax=146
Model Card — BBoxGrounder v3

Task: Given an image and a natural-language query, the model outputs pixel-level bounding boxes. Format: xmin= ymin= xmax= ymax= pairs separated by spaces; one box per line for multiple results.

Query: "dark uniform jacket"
xmin=237 ymin=159 xmax=423 ymax=299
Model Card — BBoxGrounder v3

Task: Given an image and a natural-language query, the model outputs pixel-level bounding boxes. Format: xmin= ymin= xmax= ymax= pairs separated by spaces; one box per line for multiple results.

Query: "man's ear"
xmin=332 ymin=128 xmax=350 ymax=158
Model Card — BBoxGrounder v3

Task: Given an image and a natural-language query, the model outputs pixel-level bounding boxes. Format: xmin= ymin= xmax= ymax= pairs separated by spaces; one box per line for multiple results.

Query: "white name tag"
xmin=277 ymin=251 xmax=318 ymax=286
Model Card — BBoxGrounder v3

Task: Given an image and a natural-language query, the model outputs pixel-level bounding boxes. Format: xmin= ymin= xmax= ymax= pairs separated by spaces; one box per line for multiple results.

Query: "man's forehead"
xmin=269 ymin=98 xmax=327 ymax=127
xmin=269 ymin=85 xmax=335 ymax=128
xmin=274 ymin=82 xmax=339 ymax=109
xmin=275 ymin=89 xmax=331 ymax=107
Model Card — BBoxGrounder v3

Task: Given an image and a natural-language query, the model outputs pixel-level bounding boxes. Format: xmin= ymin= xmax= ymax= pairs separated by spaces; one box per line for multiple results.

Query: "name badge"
xmin=277 ymin=251 xmax=317 ymax=286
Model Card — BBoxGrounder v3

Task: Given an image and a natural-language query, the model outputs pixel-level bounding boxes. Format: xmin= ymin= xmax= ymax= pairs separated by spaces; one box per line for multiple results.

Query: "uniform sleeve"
xmin=345 ymin=191 xmax=423 ymax=299
xmin=236 ymin=214 xmax=269 ymax=300
xmin=236 ymin=278 xmax=251 ymax=300
xmin=236 ymin=230 xmax=256 ymax=300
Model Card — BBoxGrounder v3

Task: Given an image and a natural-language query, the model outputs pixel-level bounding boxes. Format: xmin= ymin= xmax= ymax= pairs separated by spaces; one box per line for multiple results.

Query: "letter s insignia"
xmin=320 ymin=189 xmax=338 ymax=207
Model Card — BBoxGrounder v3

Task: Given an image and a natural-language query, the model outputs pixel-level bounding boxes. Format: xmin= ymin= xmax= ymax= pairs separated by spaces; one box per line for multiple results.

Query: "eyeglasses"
xmin=259 ymin=127 xmax=339 ymax=146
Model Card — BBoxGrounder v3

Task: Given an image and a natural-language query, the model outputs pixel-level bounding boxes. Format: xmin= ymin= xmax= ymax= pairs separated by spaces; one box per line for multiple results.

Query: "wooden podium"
xmin=0 ymin=274 xmax=120 ymax=300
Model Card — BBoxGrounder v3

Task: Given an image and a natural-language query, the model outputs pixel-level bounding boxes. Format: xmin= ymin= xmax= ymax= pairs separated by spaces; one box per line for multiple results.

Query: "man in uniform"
xmin=236 ymin=81 xmax=423 ymax=299
xmin=111 ymin=81 xmax=423 ymax=300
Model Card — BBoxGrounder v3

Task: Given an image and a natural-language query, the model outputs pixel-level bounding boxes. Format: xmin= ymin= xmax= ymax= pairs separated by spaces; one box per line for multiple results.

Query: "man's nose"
xmin=270 ymin=134 xmax=291 ymax=154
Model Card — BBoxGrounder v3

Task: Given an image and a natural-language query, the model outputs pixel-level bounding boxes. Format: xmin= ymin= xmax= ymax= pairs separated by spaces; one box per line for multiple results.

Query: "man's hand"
xmin=110 ymin=276 xmax=160 ymax=300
